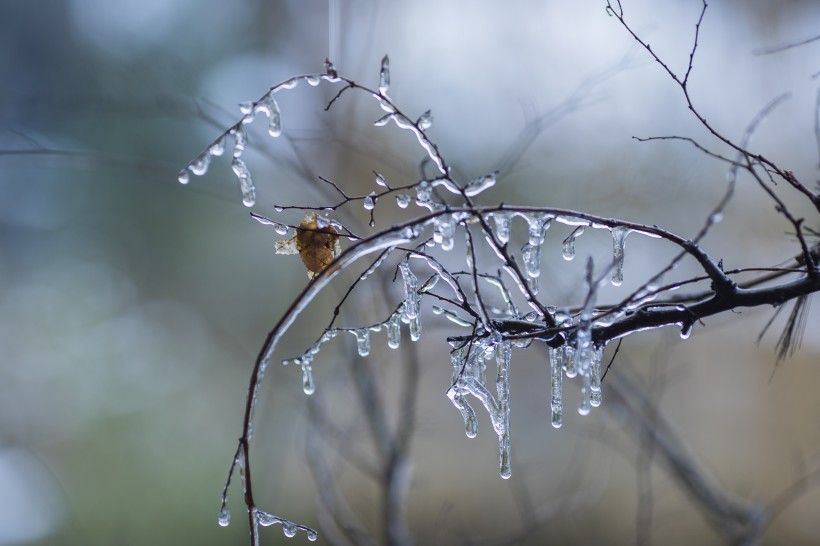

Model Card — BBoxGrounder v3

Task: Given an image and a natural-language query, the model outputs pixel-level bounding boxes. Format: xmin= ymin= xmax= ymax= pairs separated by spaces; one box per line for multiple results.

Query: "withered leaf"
xmin=296 ymin=213 xmax=341 ymax=279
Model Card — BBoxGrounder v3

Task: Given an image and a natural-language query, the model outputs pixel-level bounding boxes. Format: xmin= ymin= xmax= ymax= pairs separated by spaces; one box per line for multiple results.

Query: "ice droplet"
xmin=415 ymin=180 xmax=431 ymax=205
xmin=189 ymin=152 xmax=211 ymax=176
xmin=611 ymin=226 xmax=629 ymax=286
xmin=363 ymin=192 xmax=376 ymax=210
xmin=256 ymin=510 xmax=278 ymax=526
xmin=238 ymin=101 xmax=254 ymax=115
xmin=217 ymin=506 xmax=231 ymax=527
xmin=307 ymin=529 xmax=319 ymax=541
xmin=279 ymin=78 xmax=299 ymax=90
xmin=562 ymin=226 xmax=585 ymax=261
xmin=563 ymin=345 xmax=577 ymax=378
xmin=275 ymin=223 xmax=289 ymax=236
xmin=464 ymin=173 xmax=496 ymax=197
xmin=177 ymin=169 xmax=190 ymax=185
xmin=417 ymin=109 xmax=433 ymax=130
xmin=549 ymin=347 xmax=564 ymax=429
xmin=283 ymin=522 xmax=298 ymax=537
xmin=378 ymin=54 xmax=390 ymax=95
xmin=375 ymin=172 xmax=388 ymax=188
xmin=395 ymin=194 xmax=410 ymax=208
xmin=353 ymin=329 xmax=371 ymax=357
xmin=305 ymin=74 xmax=321 ymax=86
xmin=231 ymin=157 xmax=256 ymax=207
xmin=210 ymin=136 xmax=226 ymax=156
xmin=493 ymin=212 xmax=511 ymax=245
xmin=680 ymin=321 xmax=693 ymax=340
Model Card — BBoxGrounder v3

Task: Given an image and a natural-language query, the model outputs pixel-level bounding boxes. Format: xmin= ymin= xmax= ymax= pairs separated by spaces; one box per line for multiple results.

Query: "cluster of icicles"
xmin=177 ymin=67 xmax=344 ymax=208
xmin=179 ymin=56 xmax=653 ymax=539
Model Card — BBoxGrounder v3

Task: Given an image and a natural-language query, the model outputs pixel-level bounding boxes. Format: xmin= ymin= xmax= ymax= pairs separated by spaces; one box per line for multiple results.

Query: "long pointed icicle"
xmin=399 ymin=260 xmax=420 ymax=319
xmin=549 ymin=346 xmax=563 ymax=428
xmin=496 ymin=341 xmax=512 ymax=479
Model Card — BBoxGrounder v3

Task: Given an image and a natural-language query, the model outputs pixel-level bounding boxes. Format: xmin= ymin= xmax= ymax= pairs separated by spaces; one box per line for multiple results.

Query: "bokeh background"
xmin=1 ymin=0 xmax=819 ymax=544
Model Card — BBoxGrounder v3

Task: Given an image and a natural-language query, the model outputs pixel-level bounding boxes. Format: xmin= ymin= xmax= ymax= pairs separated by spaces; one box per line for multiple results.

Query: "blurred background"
xmin=1 ymin=0 xmax=819 ymax=544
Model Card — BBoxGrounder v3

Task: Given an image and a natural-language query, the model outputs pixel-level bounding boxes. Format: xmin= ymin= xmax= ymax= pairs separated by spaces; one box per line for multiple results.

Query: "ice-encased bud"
xmin=417 ymin=109 xmax=433 ymax=130
xmin=395 ymin=194 xmax=410 ymax=208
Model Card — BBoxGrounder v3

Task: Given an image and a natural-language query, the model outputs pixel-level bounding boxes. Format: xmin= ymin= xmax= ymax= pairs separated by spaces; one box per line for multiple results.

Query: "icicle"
xmin=231 ymin=157 xmax=256 ymax=207
xmin=578 ymin=372 xmax=592 ymax=416
xmin=610 ymin=226 xmax=629 ymax=286
xmin=563 ymin=345 xmax=577 ymax=378
xmin=409 ymin=315 xmax=422 ymax=341
xmin=417 ymin=109 xmax=433 ymax=130
xmin=232 ymin=126 xmax=248 ymax=158
xmin=464 ymin=173 xmax=496 ymax=197
xmin=399 ymin=260 xmax=420 ymax=319
xmin=189 ymin=152 xmax=211 ymax=176
xmin=590 ymin=347 xmax=603 ymax=407
xmin=218 ymin=506 xmax=231 ymax=527
xmin=549 ymin=347 xmax=563 ymax=428
xmin=301 ymin=353 xmax=315 ymax=395
xmin=352 ymin=329 xmax=370 ymax=356
xmin=387 ymin=313 xmax=401 ymax=349
xmin=493 ymin=212 xmax=511 ymax=245
xmin=395 ymin=194 xmax=410 ymax=208
xmin=258 ymin=94 xmax=281 ymax=137
xmin=378 ymin=55 xmax=390 ymax=95
xmin=522 ymin=213 xmax=550 ymax=279
xmin=496 ymin=341 xmax=512 ymax=479
xmin=562 ymin=226 xmax=585 ymax=261
xmin=177 ymin=169 xmax=190 ymax=185
xmin=363 ymin=192 xmax=376 ymax=210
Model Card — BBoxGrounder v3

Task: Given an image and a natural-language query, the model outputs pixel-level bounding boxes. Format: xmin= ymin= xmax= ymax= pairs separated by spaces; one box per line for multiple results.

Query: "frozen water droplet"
xmin=189 ymin=153 xmax=211 ymax=176
xmin=218 ymin=506 xmax=231 ymax=527
xmin=238 ymin=101 xmax=254 ymax=115
xmin=363 ymin=192 xmax=376 ymax=210
xmin=177 ymin=169 xmax=190 ymax=185
xmin=493 ymin=212 xmax=511 ymax=244
xmin=611 ymin=226 xmax=629 ymax=286
xmin=680 ymin=322 xmax=693 ymax=339
xmin=395 ymin=194 xmax=410 ymax=208
xmin=256 ymin=510 xmax=278 ymax=526
xmin=210 ymin=137 xmax=226 ymax=157
xmin=283 ymin=522 xmax=298 ymax=537
xmin=279 ymin=78 xmax=299 ymax=90
xmin=302 ymin=359 xmax=315 ymax=395
xmin=562 ymin=226 xmax=585 ymax=261
xmin=275 ymin=223 xmax=289 ymax=236
xmin=305 ymin=75 xmax=321 ymax=86
xmin=375 ymin=172 xmax=388 ymax=187
xmin=464 ymin=173 xmax=496 ymax=197
xmin=417 ymin=109 xmax=433 ymax=130
xmin=378 ymin=55 xmax=390 ymax=95
xmin=353 ymin=329 xmax=371 ymax=357
xmin=231 ymin=157 xmax=256 ymax=207
xmin=307 ymin=530 xmax=319 ymax=541
xmin=232 ymin=126 xmax=248 ymax=158
xmin=563 ymin=345 xmax=577 ymax=378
